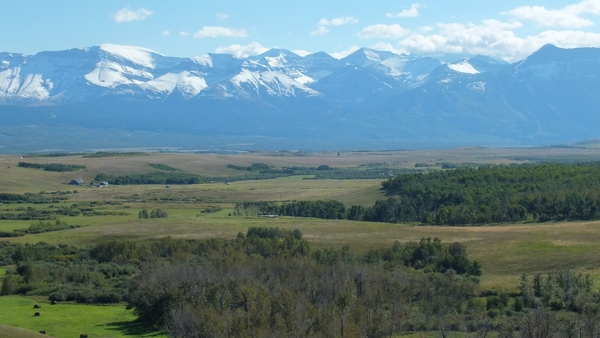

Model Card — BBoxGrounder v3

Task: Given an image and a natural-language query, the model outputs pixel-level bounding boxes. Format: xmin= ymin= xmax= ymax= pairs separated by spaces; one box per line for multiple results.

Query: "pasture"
xmin=0 ymin=296 xmax=164 ymax=338
xmin=2 ymin=146 xmax=600 ymax=335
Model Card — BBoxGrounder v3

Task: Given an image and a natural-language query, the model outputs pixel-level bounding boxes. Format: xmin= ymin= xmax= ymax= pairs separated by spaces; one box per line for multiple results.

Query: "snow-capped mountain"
xmin=1 ymin=44 xmax=600 ymax=152
xmin=0 ymin=44 xmax=458 ymax=105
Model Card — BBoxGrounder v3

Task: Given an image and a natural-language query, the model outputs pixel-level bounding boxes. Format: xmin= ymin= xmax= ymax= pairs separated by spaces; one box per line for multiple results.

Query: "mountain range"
xmin=1 ymin=43 xmax=600 ymax=152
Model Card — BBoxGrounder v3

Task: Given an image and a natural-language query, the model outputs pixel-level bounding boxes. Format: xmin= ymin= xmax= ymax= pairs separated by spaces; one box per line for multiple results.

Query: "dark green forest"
xmin=238 ymin=163 xmax=600 ymax=226
xmin=17 ymin=162 xmax=87 ymax=172
xmin=95 ymin=172 xmax=206 ymax=185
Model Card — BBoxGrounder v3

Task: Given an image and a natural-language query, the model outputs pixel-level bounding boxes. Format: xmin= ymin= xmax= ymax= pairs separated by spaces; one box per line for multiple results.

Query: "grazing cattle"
xmin=80 ymin=334 xmax=89 ymax=338
xmin=34 ymin=312 xmax=40 ymax=316
xmin=33 ymin=304 xmax=41 ymax=309
xmin=50 ymin=300 xmax=57 ymax=305
xmin=39 ymin=330 xmax=46 ymax=334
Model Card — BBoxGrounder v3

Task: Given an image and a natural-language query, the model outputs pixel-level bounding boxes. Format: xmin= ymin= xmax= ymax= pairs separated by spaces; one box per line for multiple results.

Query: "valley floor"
xmin=2 ymin=147 xmax=600 ymax=336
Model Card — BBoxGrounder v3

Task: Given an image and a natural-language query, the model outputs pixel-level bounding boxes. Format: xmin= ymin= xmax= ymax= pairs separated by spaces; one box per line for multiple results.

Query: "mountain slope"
xmin=2 ymin=44 xmax=600 ymax=151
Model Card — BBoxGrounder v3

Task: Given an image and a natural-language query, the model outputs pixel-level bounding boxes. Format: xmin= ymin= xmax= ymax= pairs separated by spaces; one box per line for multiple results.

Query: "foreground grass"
xmin=0 ymin=296 xmax=164 ymax=338
xmin=0 ymin=324 xmax=48 ymax=338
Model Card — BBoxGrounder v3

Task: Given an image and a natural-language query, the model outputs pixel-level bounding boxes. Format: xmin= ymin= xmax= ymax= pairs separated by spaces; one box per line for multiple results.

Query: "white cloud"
xmin=397 ymin=20 xmax=523 ymax=58
xmin=194 ymin=26 xmax=248 ymax=38
xmin=310 ymin=26 xmax=330 ymax=36
xmin=358 ymin=24 xmax=410 ymax=39
xmin=330 ymin=46 xmax=361 ymax=59
xmin=504 ymin=0 xmax=600 ymax=28
xmin=394 ymin=18 xmax=600 ymax=61
xmin=386 ymin=4 xmax=420 ymax=18
xmin=216 ymin=13 xmax=230 ymax=19
xmin=292 ymin=49 xmax=312 ymax=57
xmin=318 ymin=16 xmax=358 ymax=26
xmin=215 ymin=42 xmax=268 ymax=58
xmin=162 ymin=30 xmax=170 ymax=36
xmin=371 ymin=42 xmax=403 ymax=55
xmin=112 ymin=7 xmax=153 ymax=23
xmin=180 ymin=31 xmax=190 ymax=36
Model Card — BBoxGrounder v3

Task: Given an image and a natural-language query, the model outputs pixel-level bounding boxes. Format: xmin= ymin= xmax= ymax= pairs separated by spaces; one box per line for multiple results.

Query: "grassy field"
xmin=0 ymin=296 xmax=164 ymax=338
xmin=3 ymin=146 xmax=600 ymax=193
xmin=5 ymin=205 xmax=600 ymax=291
xmin=3 ymin=148 xmax=600 ymax=335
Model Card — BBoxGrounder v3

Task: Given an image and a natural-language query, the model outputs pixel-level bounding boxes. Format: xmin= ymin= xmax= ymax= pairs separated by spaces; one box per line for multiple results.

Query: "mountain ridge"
xmin=1 ymin=44 xmax=600 ymax=152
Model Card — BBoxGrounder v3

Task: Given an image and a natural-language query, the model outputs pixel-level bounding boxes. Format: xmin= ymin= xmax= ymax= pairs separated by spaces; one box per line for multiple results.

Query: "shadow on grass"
xmin=103 ymin=319 xmax=163 ymax=337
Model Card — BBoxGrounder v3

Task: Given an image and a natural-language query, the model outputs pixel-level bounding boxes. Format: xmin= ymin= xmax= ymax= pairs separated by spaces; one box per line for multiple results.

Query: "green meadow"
xmin=0 ymin=296 xmax=164 ymax=338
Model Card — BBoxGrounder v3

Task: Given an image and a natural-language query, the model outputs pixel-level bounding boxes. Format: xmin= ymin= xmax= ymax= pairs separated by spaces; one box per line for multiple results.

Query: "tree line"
xmin=237 ymin=163 xmax=600 ymax=226
xmin=94 ymin=172 xmax=206 ymax=185
xmin=17 ymin=162 xmax=87 ymax=172
xmin=0 ymin=219 xmax=84 ymax=238
xmin=0 ymin=192 xmax=65 ymax=204
xmin=0 ymin=228 xmax=479 ymax=308
xmin=380 ymin=163 xmax=600 ymax=225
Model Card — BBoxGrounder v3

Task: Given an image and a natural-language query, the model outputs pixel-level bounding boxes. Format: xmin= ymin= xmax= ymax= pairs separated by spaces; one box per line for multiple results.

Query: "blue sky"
xmin=3 ymin=0 xmax=600 ymax=61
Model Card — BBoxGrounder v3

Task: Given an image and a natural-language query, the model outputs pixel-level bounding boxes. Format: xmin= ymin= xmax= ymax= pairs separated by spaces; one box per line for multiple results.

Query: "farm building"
xmin=69 ymin=178 xmax=84 ymax=185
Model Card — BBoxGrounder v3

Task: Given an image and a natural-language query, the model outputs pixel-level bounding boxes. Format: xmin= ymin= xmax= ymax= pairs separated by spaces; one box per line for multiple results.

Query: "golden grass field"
xmin=2 ymin=147 xmax=600 ymax=336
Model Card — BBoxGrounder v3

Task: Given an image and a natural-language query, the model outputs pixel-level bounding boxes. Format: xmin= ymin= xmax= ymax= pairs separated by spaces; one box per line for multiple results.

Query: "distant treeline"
xmin=224 ymin=163 xmax=417 ymax=181
xmin=83 ymin=152 xmax=148 ymax=158
xmin=22 ymin=151 xmax=148 ymax=158
xmin=381 ymin=162 xmax=600 ymax=225
xmin=0 ymin=220 xmax=84 ymax=238
xmin=147 ymin=163 xmax=178 ymax=171
xmin=0 ymin=204 xmax=128 ymax=221
xmin=94 ymin=167 xmax=411 ymax=185
xmin=95 ymin=172 xmax=206 ymax=185
xmin=236 ymin=163 xmax=600 ymax=226
xmin=0 ymin=193 xmax=66 ymax=205
xmin=22 ymin=153 xmax=88 ymax=158
xmin=227 ymin=163 xmax=273 ymax=171
xmin=236 ymin=201 xmax=348 ymax=219
xmin=17 ymin=162 xmax=86 ymax=172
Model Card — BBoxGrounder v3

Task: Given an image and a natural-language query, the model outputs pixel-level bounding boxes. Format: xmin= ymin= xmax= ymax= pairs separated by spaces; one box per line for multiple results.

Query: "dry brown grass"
xmin=0 ymin=323 xmax=49 ymax=338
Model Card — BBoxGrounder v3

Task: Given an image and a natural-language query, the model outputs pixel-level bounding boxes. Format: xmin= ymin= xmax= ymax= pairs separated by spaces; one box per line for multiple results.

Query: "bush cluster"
xmin=138 ymin=209 xmax=168 ymax=219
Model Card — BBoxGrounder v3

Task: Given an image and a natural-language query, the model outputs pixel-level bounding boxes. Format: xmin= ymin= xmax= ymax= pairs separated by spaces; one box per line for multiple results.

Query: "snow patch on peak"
xmin=191 ymin=55 xmax=213 ymax=67
xmin=364 ymin=49 xmax=382 ymax=63
xmin=265 ymin=55 xmax=288 ymax=68
xmin=84 ymin=60 xmax=153 ymax=88
xmin=98 ymin=44 xmax=159 ymax=68
xmin=140 ymin=71 xmax=207 ymax=98
xmin=230 ymin=69 xmax=318 ymax=97
xmin=467 ymin=81 xmax=486 ymax=91
xmin=448 ymin=61 xmax=479 ymax=74
xmin=380 ymin=56 xmax=408 ymax=76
